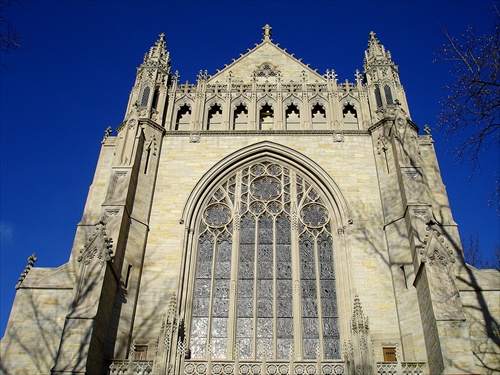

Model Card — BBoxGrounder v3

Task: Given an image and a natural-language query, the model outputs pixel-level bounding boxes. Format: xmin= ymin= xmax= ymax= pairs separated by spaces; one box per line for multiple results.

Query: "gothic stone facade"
xmin=1 ymin=26 xmax=499 ymax=375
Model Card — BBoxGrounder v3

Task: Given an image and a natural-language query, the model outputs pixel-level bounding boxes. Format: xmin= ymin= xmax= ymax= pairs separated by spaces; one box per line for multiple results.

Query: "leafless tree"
xmin=463 ymin=232 xmax=499 ymax=269
xmin=0 ymin=0 xmax=22 ymax=60
xmin=436 ymin=6 xmax=500 ymax=210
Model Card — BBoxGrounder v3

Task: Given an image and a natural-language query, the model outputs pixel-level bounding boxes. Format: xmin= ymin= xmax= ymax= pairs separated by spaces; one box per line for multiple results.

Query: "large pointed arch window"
xmin=190 ymin=160 xmax=340 ymax=361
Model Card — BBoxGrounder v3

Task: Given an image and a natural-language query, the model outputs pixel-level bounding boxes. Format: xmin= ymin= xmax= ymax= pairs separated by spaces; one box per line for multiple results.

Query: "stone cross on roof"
xmin=263 ymin=24 xmax=272 ymax=41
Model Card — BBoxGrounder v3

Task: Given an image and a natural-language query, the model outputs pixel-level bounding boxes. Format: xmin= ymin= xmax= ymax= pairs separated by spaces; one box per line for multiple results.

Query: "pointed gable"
xmin=209 ymin=25 xmax=324 ymax=84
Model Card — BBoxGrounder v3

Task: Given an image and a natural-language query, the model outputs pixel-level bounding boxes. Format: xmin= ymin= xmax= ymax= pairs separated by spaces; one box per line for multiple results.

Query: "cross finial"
xmin=263 ymin=24 xmax=272 ymax=41
xmin=369 ymin=31 xmax=376 ymax=40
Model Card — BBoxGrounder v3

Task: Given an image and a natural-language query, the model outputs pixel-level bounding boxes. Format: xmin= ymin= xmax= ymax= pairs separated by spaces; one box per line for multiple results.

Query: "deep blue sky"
xmin=1 ymin=0 xmax=498 ymax=337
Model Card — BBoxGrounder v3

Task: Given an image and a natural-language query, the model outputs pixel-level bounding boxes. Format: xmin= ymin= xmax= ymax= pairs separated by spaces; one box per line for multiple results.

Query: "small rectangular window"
xmin=383 ymin=347 xmax=397 ymax=362
xmin=133 ymin=345 xmax=148 ymax=360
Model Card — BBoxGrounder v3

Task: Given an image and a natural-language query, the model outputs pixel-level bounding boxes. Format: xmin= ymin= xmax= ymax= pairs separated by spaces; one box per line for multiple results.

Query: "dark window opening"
xmin=233 ymin=104 xmax=248 ymax=130
xmin=285 ymin=104 xmax=300 ymax=129
xmin=384 ymin=85 xmax=394 ymax=105
xmin=207 ymin=104 xmax=223 ymax=130
xmin=259 ymin=104 xmax=274 ymax=130
xmin=175 ymin=104 xmax=192 ymax=130
xmin=374 ymin=85 xmax=383 ymax=108
xmin=152 ymin=88 xmax=160 ymax=110
xmin=311 ymin=103 xmax=327 ymax=129
xmin=140 ymin=86 xmax=150 ymax=107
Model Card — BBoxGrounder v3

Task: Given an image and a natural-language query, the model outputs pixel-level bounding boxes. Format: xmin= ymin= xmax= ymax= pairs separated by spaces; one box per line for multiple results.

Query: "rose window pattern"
xmin=191 ymin=161 xmax=339 ymax=361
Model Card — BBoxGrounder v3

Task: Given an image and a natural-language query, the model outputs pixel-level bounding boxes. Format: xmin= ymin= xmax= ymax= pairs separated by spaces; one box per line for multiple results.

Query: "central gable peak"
xmin=209 ymin=24 xmax=324 ymax=84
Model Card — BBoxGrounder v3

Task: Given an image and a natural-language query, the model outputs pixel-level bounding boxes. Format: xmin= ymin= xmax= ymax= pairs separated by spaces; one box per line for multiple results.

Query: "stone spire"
xmin=142 ymin=33 xmax=170 ymax=68
xmin=363 ymin=31 xmax=394 ymax=69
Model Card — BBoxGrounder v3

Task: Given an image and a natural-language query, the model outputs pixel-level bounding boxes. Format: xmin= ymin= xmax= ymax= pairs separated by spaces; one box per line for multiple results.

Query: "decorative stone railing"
xmin=109 ymin=359 xmax=154 ymax=375
xmin=108 ymin=359 xmax=424 ymax=374
xmin=376 ymin=361 xmax=425 ymax=375
xmin=184 ymin=360 xmax=346 ymax=374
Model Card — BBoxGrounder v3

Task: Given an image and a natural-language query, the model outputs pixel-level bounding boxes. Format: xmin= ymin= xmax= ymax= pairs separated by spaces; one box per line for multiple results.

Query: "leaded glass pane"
xmin=302 ymin=298 xmax=318 ymax=317
xmin=212 ymin=337 xmax=227 ymax=358
xmin=277 ymin=298 xmax=293 ymax=317
xmin=320 ymin=279 xmax=336 ymax=299
xmin=323 ymin=317 xmax=339 ymax=336
xmin=238 ymin=337 xmax=253 ymax=359
xmin=214 ymin=261 xmax=231 ymax=279
xmin=322 ymin=298 xmax=337 ymax=317
xmin=303 ymin=338 xmax=319 ymax=359
xmin=277 ymin=262 xmax=292 ymax=278
xmin=212 ymin=298 xmax=229 ymax=316
xmin=276 ymin=280 xmax=292 ymax=299
xmin=258 ymin=215 xmax=273 ymax=243
xmin=237 ymin=317 xmax=254 ymax=337
xmin=324 ymin=338 xmax=341 ymax=359
xmin=277 ymin=338 xmax=293 ymax=359
xmin=277 ymin=317 xmax=293 ymax=337
xmin=191 ymin=317 xmax=208 ymax=338
xmin=237 ymin=297 xmax=253 ymax=317
xmin=238 ymin=279 xmax=254 ymax=297
xmin=257 ymin=298 xmax=273 ymax=317
xmin=194 ymin=278 xmax=210 ymax=298
xmin=190 ymin=336 xmax=206 ymax=358
xmin=193 ymin=297 xmax=210 ymax=317
xmin=256 ymin=318 xmax=273 ymax=338
xmin=212 ymin=317 xmax=228 ymax=338
xmin=256 ymin=338 xmax=273 ymax=359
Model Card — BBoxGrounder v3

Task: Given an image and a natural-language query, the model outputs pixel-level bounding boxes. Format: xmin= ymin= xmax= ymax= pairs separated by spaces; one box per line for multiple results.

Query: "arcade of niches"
xmin=1 ymin=25 xmax=498 ymax=375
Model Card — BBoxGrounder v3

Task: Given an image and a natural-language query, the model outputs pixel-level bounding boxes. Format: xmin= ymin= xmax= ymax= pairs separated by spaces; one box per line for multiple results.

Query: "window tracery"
xmin=190 ymin=160 xmax=340 ymax=361
xmin=254 ymin=62 xmax=280 ymax=78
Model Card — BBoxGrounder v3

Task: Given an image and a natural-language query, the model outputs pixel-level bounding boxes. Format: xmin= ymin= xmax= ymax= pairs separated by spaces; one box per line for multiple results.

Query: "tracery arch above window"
xmin=254 ymin=62 xmax=281 ymax=78
xmin=190 ymin=160 xmax=340 ymax=362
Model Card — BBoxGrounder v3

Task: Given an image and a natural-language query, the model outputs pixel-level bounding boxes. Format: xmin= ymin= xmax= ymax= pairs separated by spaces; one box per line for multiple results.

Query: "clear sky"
xmin=0 ymin=0 xmax=498 ymax=337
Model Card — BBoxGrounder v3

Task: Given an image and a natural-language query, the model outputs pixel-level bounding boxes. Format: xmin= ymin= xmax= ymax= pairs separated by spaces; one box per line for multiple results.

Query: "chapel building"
xmin=1 ymin=25 xmax=498 ymax=375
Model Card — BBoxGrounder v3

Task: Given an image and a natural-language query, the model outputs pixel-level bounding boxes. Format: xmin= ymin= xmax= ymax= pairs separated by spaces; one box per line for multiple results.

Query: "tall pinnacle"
xmin=363 ymin=31 xmax=395 ymax=71
xmin=142 ymin=33 xmax=169 ymax=68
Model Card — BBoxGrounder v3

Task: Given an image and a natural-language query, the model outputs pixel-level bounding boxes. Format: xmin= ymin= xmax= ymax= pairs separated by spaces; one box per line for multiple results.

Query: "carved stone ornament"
xmin=128 ymin=119 xmax=137 ymax=129
xmin=77 ymin=220 xmax=113 ymax=265
xmin=419 ymin=226 xmax=454 ymax=264
xmin=16 ymin=253 xmax=37 ymax=288
xmin=190 ymin=133 xmax=200 ymax=143
xmin=333 ymin=132 xmax=345 ymax=142
xmin=101 ymin=126 xmax=112 ymax=144
xmin=404 ymin=168 xmax=419 ymax=179
xmin=413 ymin=209 xmax=428 ymax=220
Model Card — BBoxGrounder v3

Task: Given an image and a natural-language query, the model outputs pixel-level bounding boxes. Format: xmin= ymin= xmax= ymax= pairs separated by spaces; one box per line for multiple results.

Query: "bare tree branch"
xmin=436 ymin=5 xmax=500 ymax=212
xmin=0 ymin=0 xmax=23 ymax=66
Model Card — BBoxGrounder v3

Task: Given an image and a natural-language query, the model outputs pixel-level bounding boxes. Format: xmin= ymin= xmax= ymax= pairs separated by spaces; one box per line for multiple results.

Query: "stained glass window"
xmin=191 ymin=161 xmax=340 ymax=360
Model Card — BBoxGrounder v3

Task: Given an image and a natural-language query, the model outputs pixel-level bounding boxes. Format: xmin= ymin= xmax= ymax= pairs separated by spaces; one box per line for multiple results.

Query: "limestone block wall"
xmin=130 ymin=132 xmax=401 ymax=360
xmin=0 ymin=267 xmax=74 ymax=375
xmin=458 ymin=268 xmax=500 ymax=375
